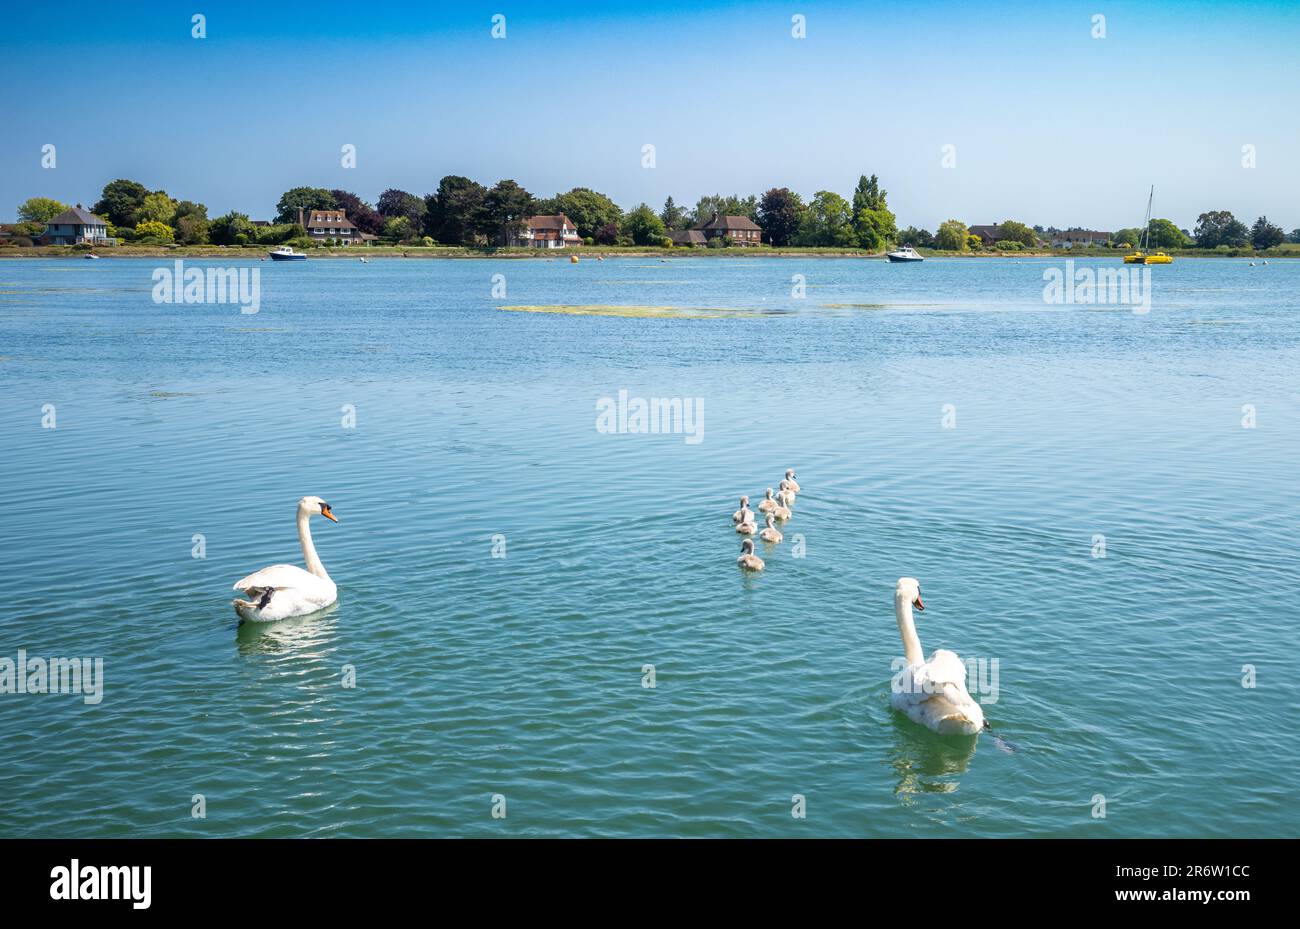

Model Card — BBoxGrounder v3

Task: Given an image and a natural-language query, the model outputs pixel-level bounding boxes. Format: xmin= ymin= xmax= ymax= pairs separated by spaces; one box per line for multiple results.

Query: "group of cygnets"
xmin=731 ymin=469 xmax=800 ymax=571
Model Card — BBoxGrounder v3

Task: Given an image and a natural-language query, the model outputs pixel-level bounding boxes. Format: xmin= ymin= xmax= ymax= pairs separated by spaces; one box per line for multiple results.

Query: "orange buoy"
xmin=570 ymin=255 xmax=579 ymax=263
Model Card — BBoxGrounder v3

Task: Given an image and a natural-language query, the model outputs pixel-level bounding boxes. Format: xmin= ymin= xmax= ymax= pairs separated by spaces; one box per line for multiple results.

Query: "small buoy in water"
xmin=570 ymin=255 xmax=579 ymax=263
xmin=1249 ymin=261 xmax=1255 ymax=266
xmin=359 ymin=257 xmax=368 ymax=263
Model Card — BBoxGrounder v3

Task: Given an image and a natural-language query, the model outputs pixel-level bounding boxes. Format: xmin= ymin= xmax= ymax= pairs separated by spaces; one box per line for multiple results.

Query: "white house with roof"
xmin=511 ymin=213 xmax=582 ymax=248
xmin=41 ymin=206 xmax=114 ymax=245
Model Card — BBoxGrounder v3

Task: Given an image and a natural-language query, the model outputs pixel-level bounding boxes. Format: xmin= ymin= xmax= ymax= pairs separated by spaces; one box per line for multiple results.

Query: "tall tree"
xmin=659 ymin=196 xmax=687 ymax=232
xmin=173 ymin=200 xmax=210 ymax=244
xmin=330 ymin=190 xmax=383 ymax=235
xmin=622 ymin=203 xmax=667 ymax=245
xmin=474 ymin=180 xmax=535 ymax=246
xmin=995 ymin=220 xmax=1037 ymax=247
xmin=209 ymin=211 xmax=255 ymax=246
xmin=424 ymin=176 xmax=487 ymax=244
xmin=136 ymin=191 xmax=178 ymax=226
xmin=17 ymin=197 xmax=68 ymax=223
xmin=275 ymin=187 xmax=337 ymax=225
xmin=92 ymin=179 xmax=149 ymax=227
xmin=1250 ymin=216 xmax=1285 ymax=250
xmin=850 ymin=175 xmax=896 ymax=249
xmin=757 ymin=188 xmax=805 ymax=247
xmin=934 ymin=219 xmax=969 ymax=251
xmin=1194 ymin=210 xmax=1249 ymax=248
xmin=1145 ymin=218 xmax=1189 ymax=248
xmin=376 ymin=188 xmax=426 ymax=226
xmin=795 ymin=191 xmax=854 ymax=247
xmin=691 ymin=194 xmax=758 ymax=225
xmin=898 ymin=227 xmax=935 ymax=248
xmin=548 ymin=188 xmax=621 ymax=240
xmin=851 ymin=174 xmax=887 ymax=214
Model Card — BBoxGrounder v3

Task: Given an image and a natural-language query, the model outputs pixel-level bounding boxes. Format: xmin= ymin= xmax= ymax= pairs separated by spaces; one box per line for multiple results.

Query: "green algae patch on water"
xmin=498 ymin=304 xmax=760 ymax=319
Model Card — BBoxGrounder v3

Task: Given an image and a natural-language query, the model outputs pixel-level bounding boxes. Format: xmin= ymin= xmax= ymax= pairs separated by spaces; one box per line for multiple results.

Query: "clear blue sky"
xmin=2 ymin=0 xmax=1297 ymax=231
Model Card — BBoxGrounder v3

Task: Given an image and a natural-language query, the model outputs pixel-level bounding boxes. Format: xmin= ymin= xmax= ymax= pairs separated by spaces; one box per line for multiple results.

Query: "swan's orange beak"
xmin=913 ymin=594 xmax=924 ymax=611
xmin=321 ymin=504 xmax=338 ymax=523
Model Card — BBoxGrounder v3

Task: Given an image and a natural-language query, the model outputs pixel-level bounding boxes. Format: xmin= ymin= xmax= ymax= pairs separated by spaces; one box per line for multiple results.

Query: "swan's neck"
xmin=298 ymin=511 xmax=330 ymax=581
xmin=895 ymin=596 xmax=924 ymax=666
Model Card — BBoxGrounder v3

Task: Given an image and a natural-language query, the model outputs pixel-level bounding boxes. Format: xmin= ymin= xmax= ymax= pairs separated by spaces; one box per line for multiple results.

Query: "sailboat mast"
xmin=1141 ymin=185 xmax=1154 ymax=251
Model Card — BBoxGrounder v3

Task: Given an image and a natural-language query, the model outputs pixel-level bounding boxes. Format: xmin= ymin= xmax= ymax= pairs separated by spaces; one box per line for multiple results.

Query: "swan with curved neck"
xmin=889 ymin=577 xmax=985 ymax=735
xmin=784 ymin=469 xmax=800 ymax=494
xmin=759 ymin=513 xmax=783 ymax=543
xmin=233 ymin=496 xmax=339 ymax=622
xmin=777 ymin=479 xmax=796 ymax=507
xmin=732 ymin=496 xmax=751 ymax=524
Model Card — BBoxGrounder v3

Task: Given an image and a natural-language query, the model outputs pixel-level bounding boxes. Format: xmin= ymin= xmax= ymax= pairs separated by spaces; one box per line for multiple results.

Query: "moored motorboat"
xmin=886 ymin=246 xmax=924 ymax=262
xmin=268 ymin=246 xmax=307 ymax=261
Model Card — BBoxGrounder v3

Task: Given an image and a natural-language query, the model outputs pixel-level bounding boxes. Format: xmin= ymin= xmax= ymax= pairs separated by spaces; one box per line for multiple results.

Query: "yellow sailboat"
xmin=1124 ymin=185 xmax=1175 ymax=264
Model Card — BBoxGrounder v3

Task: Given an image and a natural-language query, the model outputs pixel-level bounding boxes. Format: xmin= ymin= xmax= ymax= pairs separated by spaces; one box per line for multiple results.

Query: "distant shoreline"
xmin=2 ymin=245 xmax=1295 ymax=260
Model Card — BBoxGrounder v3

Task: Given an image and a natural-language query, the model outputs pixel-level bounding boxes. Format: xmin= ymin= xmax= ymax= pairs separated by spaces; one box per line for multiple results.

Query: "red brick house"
xmin=695 ymin=211 xmax=762 ymax=245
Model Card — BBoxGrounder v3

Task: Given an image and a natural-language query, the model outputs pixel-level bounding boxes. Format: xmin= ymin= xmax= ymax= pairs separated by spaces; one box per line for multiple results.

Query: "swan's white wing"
xmin=233 ymin=564 xmax=336 ymax=622
xmin=233 ymin=563 xmax=319 ymax=592
xmin=893 ymin=650 xmax=986 ymax=734
xmin=916 ymin=649 xmax=968 ymax=688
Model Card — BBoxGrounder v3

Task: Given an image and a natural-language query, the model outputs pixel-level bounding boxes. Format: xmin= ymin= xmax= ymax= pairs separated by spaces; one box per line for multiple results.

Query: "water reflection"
xmin=235 ymin=602 xmax=340 ymax=659
xmin=887 ymin=714 xmax=978 ymax=802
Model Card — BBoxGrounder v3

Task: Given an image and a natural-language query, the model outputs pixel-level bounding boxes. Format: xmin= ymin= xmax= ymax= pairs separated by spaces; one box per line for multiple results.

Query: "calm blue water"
xmin=1 ymin=255 xmax=1297 ymax=837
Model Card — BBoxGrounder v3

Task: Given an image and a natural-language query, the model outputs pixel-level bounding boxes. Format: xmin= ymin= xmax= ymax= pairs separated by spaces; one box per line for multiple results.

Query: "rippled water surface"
xmin=1 ymin=255 xmax=1297 ymax=837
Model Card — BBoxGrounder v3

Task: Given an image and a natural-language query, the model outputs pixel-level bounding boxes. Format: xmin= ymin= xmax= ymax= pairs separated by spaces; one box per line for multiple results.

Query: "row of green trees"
xmin=14 ymin=175 xmax=898 ymax=250
xmin=14 ymin=180 xmax=1300 ymax=251
xmin=896 ymin=213 xmax=1296 ymax=252
xmin=1103 ymin=212 xmax=1291 ymax=251
xmin=254 ymin=175 xmax=900 ymax=249
xmin=894 ymin=219 xmax=1039 ymax=252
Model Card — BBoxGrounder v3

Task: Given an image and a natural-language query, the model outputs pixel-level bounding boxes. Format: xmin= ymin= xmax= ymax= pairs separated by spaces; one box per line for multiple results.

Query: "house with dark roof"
xmin=695 ymin=211 xmax=762 ymax=245
xmin=968 ymin=224 xmax=1001 ymax=246
xmin=41 ymin=206 xmax=114 ymax=246
xmin=1050 ymin=228 xmax=1112 ymax=248
xmin=511 ymin=213 xmax=582 ymax=248
xmin=299 ymin=208 xmax=371 ymax=246
xmin=669 ymin=229 xmax=707 ymax=247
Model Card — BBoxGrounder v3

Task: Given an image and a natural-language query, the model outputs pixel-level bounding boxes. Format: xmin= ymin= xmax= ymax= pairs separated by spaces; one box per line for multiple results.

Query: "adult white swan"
xmin=233 ymin=496 xmax=339 ymax=622
xmin=889 ymin=577 xmax=985 ymax=735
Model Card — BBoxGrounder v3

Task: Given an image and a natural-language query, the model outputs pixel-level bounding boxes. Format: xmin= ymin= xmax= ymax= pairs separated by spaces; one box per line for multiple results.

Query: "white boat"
xmin=84 ymin=253 xmax=100 ymax=260
xmin=886 ymin=246 xmax=924 ymax=262
xmin=268 ymin=246 xmax=307 ymax=261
